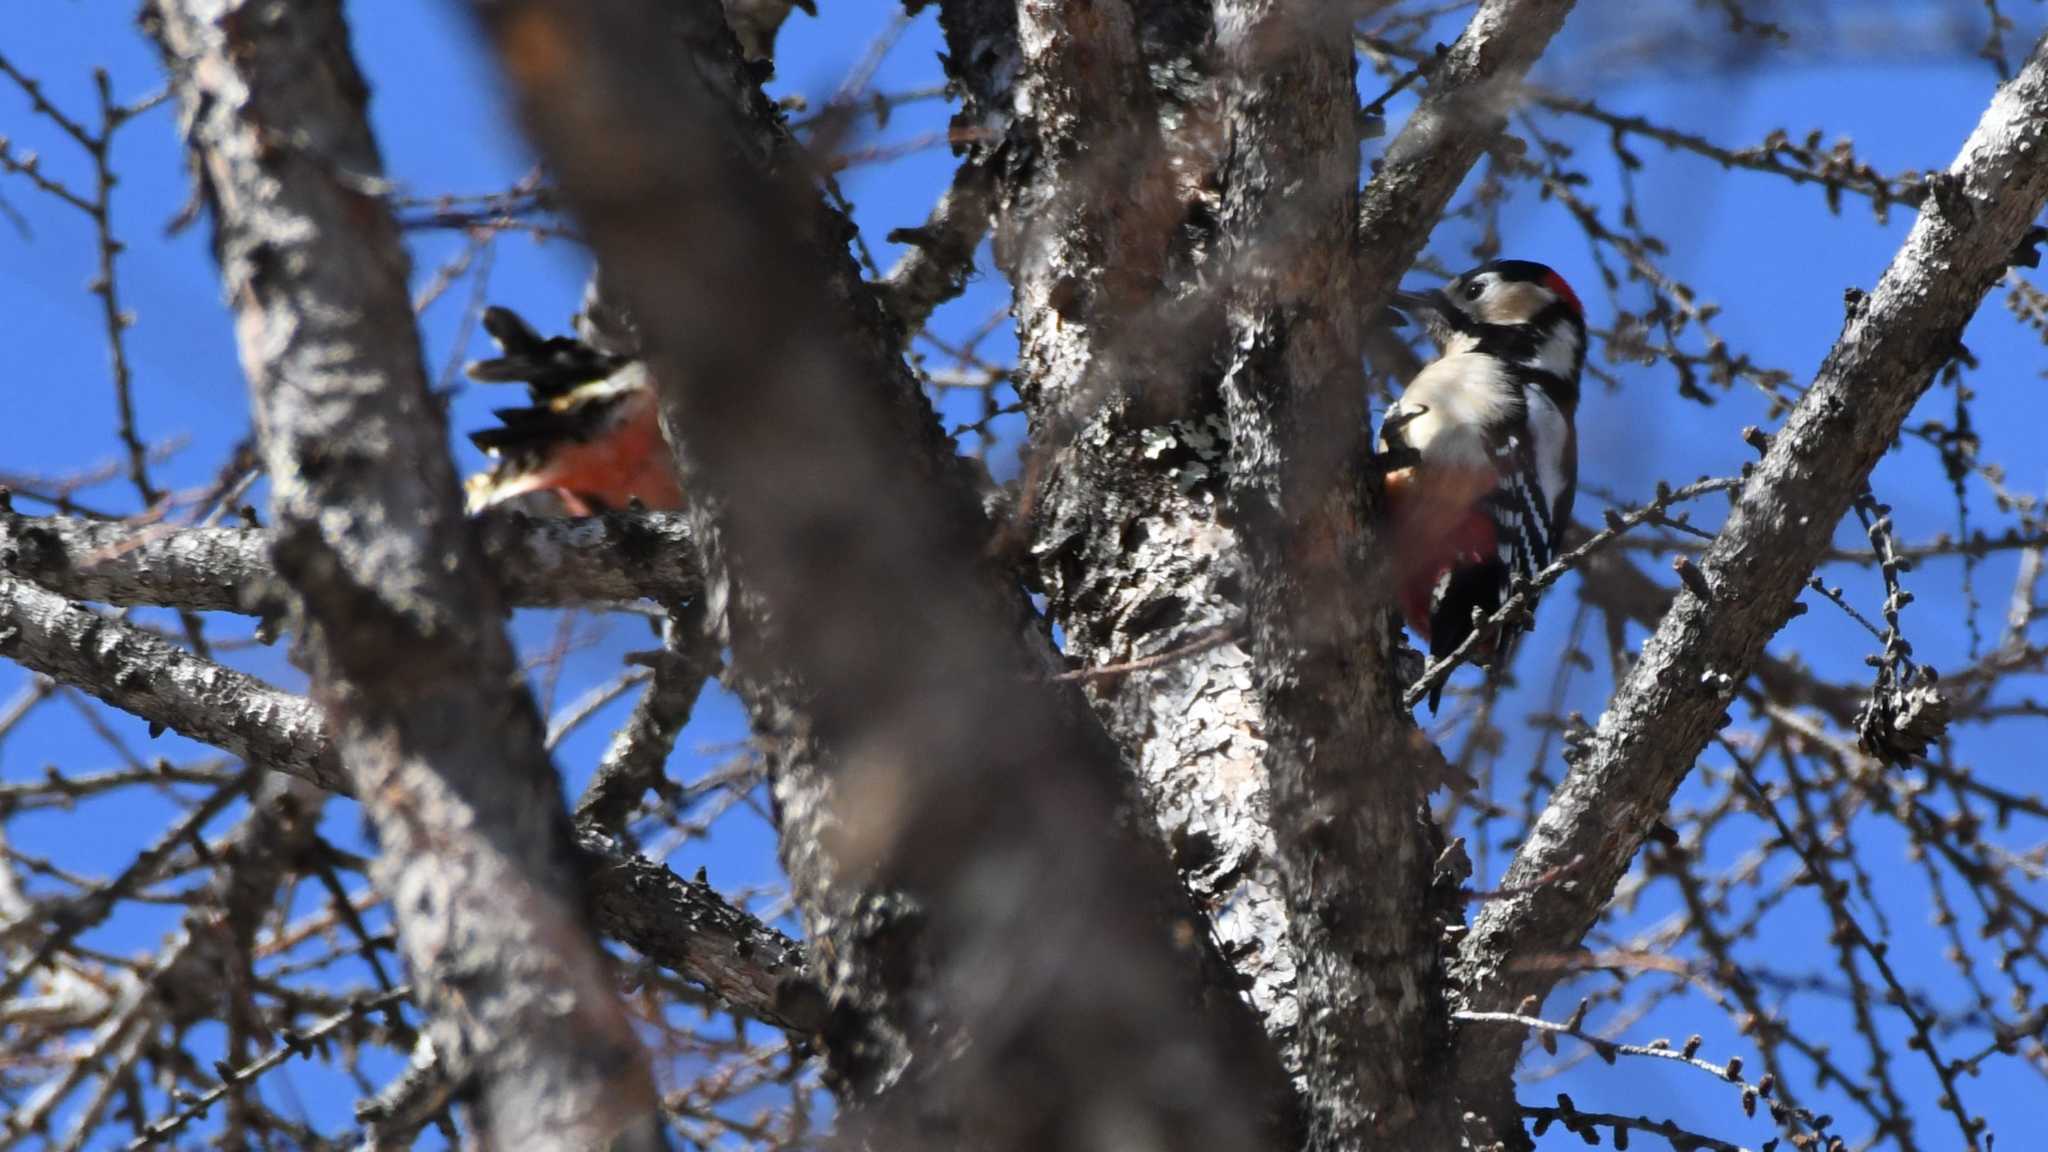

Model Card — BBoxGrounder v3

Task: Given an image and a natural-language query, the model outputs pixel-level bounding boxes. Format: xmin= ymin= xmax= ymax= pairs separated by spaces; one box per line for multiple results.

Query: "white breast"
xmin=1377 ymin=350 xmax=1518 ymax=470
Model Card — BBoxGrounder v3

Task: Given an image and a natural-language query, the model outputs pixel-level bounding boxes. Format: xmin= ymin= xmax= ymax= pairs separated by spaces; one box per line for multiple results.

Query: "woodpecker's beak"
xmin=1388 ymin=288 xmax=1458 ymax=343
xmin=1389 ymin=288 xmax=1449 ymax=323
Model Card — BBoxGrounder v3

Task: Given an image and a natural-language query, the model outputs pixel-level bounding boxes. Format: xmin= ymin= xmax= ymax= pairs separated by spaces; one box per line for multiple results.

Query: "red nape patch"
xmin=1544 ymin=270 xmax=1584 ymax=318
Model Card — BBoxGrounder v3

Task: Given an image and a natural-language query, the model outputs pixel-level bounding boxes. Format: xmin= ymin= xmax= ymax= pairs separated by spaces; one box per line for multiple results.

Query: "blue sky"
xmin=2 ymin=1 xmax=2044 ymax=1147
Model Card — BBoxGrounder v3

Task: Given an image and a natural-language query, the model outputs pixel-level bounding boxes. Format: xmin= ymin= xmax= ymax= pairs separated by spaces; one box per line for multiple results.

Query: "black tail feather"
xmin=466 ymin=305 xmax=626 ymax=399
xmin=1427 ymin=558 xmax=1509 ymax=714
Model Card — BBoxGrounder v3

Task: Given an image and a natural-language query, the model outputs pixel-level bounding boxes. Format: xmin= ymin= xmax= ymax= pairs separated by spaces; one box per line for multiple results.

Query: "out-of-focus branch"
xmin=0 ymin=507 xmax=701 ymax=614
xmin=720 ymin=0 xmax=815 ymax=64
xmin=354 ymin=1039 xmax=461 ymax=1149
xmin=470 ymin=2 xmax=1284 ymax=1150
xmin=1354 ymin=0 xmax=1579 ymax=314
xmin=561 ymin=0 xmax=1010 ymax=1109
xmin=128 ymin=988 xmax=415 ymax=1149
xmin=147 ymin=2 xmax=664 ymax=1145
xmin=1452 ymin=33 xmax=2048 ymax=1148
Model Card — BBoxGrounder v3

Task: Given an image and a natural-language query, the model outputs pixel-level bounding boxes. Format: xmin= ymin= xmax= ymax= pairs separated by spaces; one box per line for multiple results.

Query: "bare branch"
xmin=0 ymin=574 xmax=345 ymax=793
xmin=574 ymin=601 xmax=720 ymax=833
xmin=127 ymin=989 xmax=414 ymax=1149
xmin=1452 ymin=33 xmax=2048 ymax=1146
xmin=582 ymin=838 xmax=826 ymax=1034
xmin=1355 ymin=0 xmax=1579 ymax=313
xmin=878 ymin=158 xmax=996 ymax=332
xmin=870 ymin=0 xmax=1008 ymax=339
xmin=4 ymin=510 xmax=811 ymax=1043
xmin=1 ymin=507 xmax=701 ymax=614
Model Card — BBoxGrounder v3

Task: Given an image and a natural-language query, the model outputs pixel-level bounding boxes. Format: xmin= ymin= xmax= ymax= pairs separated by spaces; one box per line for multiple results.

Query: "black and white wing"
xmin=1477 ymin=397 xmax=1572 ymax=662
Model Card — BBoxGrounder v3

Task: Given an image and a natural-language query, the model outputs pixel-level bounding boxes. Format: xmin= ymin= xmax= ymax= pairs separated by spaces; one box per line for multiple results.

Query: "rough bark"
xmin=0 ymin=574 xmax=346 ymax=793
xmin=981 ymin=11 xmax=1580 ymax=1141
xmin=0 ymin=507 xmax=701 ymax=614
xmin=977 ymin=0 xmax=1315 ymax=1080
xmin=147 ymin=2 xmax=664 ymax=1145
xmin=1451 ymin=33 xmax=2048 ymax=1148
xmin=468 ymin=2 xmax=1287 ymax=1149
xmin=1208 ymin=3 xmax=1470 ymax=1148
xmin=580 ymin=836 xmax=827 ymax=1033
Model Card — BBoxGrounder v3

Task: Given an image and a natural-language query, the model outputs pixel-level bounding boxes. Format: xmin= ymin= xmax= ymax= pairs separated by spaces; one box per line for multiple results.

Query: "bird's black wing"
xmin=1422 ymin=425 xmax=1554 ymax=712
xmin=466 ymin=306 xmax=626 ymax=401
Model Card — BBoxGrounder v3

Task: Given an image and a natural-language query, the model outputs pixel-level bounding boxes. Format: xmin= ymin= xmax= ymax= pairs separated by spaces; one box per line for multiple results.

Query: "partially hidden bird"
xmin=1375 ymin=259 xmax=1586 ymax=712
xmin=462 ymin=306 xmax=685 ymax=516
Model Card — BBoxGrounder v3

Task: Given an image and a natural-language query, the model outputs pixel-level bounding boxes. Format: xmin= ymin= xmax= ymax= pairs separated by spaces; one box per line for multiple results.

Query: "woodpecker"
xmin=462 ymin=306 xmax=685 ymax=516
xmin=1376 ymin=259 xmax=1585 ymax=711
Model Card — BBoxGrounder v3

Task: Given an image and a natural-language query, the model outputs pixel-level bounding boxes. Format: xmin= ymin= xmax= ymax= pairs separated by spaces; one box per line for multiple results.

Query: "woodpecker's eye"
xmin=1461 ymin=281 xmax=1487 ymax=302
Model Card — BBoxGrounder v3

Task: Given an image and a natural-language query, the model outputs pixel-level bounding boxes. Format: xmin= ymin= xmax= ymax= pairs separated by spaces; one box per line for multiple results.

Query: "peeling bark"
xmin=147 ymin=2 xmax=664 ymax=1144
xmin=1451 ymin=34 xmax=2048 ymax=1149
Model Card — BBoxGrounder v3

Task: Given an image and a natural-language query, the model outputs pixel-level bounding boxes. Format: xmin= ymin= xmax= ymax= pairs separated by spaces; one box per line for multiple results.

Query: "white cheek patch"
xmin=1524 ymin=324 xmax=1582 ymax=377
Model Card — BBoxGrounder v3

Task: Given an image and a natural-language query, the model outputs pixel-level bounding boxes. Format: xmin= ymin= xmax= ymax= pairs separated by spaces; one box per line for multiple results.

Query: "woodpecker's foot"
xmin=1376 ymin=405 xmax=1429 ymax=472
xmin=1379 ymin=449 xmax=1423 ymax=477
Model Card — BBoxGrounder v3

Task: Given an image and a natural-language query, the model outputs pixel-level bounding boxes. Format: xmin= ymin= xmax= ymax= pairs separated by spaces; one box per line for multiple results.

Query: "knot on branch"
xmin=2010 ymin=224 xmax=2048 ymax=270
xmin=1921 ymin=171 xmax=1967 ymax=216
